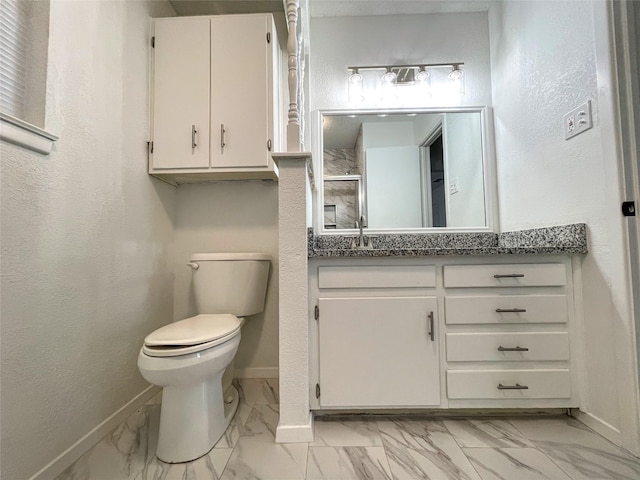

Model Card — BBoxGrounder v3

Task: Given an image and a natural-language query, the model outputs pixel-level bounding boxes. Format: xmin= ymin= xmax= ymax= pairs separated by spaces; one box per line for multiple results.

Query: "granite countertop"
xmin=308 ymin=224 xmax=587 ymax=258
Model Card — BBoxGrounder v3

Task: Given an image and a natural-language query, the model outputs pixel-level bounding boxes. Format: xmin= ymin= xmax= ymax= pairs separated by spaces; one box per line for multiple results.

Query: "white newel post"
xmin=274 ymin=152 xmax=314 ymax=442
xmin=275 ymin=0 xmax=312 ymax=443
xmin=286 ymin=0 xmax=302 ymax=152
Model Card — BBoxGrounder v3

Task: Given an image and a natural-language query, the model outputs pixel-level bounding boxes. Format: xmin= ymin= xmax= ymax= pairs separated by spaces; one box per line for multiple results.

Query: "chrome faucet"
xmin=351 ymin=215 xmax=374 ymax=249
xmin=359 ymin=215 xmax=367 ymax=247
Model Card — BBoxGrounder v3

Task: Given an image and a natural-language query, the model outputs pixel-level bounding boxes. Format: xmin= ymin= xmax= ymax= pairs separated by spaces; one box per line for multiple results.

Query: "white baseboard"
xmin=275 ymin=412 xmax=314 ymax=443
xmin=573 ymin=410 xmax=622 ymax=446
xmin=234 ymin=367 xmax=279 ymax=379
xmin=29 ymin=385 xmax=161 ymax=480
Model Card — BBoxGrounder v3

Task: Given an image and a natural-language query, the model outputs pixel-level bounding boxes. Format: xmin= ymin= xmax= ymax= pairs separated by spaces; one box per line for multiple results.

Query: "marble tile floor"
xmin=57 ymin=378 xmax=640 ymax=480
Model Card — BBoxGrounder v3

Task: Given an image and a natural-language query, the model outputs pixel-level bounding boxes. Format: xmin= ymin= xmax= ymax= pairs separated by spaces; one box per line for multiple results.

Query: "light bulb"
xmin=415 ymin=67 xmax=431 ymax=98
xmin=448 ymin=66 xmax=465 ymax=97
xmin=348 ymin=71 xmax=364 ymax=103
xmin=381 ymin=69 xmax=397 ymax=83
xmin=381 ymin=68 xmax=397 ymax=102
xmin=415 ymin=68 xmax=429 ymax=82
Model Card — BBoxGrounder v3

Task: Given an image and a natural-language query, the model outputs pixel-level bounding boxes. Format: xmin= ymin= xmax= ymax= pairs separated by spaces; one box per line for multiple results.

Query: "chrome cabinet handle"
xmin=221 ymin=123 xmax=226 ymax=152
xmin=191 ymin=124 xmax=197 ymax=150
xmin=496 ymin=308 xmax=527 ymax=313
xmin=494 ymin=273 xmax=525 ymax=278
xmin=497 ymin=346 xmax=529 ymax=352
xmin=427 ymin=311 xmax=434 ymax=341
xmin=497 ymin=383 xmax=529 ymax=390
xmin=186 ymin=262 xmax=199 ymax=270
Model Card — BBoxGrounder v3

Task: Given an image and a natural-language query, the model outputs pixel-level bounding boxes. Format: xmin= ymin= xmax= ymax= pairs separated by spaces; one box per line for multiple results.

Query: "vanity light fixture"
xmin=346 ymin=62 xmax=464 ymax=103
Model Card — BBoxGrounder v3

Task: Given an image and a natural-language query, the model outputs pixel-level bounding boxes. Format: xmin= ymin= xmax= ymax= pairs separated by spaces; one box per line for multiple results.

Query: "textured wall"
xmin=275 ymin=154 xmax=313 ymax=442
xmin=0 ymin=1 xmax=176 ymax=478
xmin=310 ymin=12 xmax=492 ymax=111
xmin=489 ymin=0 xmax=638 ymax=450
xmin=172 ymin=181 xmax=279 ymax=374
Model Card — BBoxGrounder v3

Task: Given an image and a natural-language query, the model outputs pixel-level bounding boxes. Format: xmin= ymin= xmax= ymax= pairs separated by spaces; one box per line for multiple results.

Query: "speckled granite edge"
xmin=498 ymin=223 xmax=587 ymax=250
xmin=308 ymin=223 xmax=587 ymax=258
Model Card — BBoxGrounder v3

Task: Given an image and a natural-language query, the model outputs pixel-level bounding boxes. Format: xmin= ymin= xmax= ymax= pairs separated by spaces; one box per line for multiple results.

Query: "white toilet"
xmin=138 ymin=252 xmax=271 ymax=463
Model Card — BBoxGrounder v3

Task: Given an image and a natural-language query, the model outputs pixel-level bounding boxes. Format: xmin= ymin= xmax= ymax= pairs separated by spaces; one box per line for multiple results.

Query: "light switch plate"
xmin=449 ymin=177 xmax=459 ymax=195
xmin=563 ymin=100 xmax=592 ymax=140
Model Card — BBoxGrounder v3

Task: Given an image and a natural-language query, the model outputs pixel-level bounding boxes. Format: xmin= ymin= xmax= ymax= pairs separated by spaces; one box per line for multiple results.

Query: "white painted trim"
xmin=0 ymin=113 xmax=58 ymax=155
xmin=592 ymin=0 xmax=640 ymax=457
xmin=28 ymin=386 xmax=160 ymax=480
xmin=275 ymin=412 xmax=314 ymax=443
xmin=571 ymin=256 xmax=589 ymax=411
xmin=234 ymin=367 xmax=279 ymax=379
xmin=573 ymin=410 xmax=622 ymax=447
xmin=611 ymin=0 xmax=640 ymax=456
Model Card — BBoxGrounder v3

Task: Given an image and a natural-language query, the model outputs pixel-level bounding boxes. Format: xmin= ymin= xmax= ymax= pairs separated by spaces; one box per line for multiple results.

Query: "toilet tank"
xmin=189 ymin=253 xmax=271 ymax=316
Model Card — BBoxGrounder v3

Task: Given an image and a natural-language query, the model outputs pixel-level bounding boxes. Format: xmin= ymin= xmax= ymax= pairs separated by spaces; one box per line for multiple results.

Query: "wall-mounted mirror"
xmin=316 ymin=108 xmax=496 ymax=233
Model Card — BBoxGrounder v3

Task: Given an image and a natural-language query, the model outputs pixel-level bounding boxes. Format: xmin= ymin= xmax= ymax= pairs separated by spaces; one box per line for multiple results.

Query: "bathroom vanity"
xmin=305 ymin=106 xmax=588 ymax=413
xmin=307 ymin=225 xmax=587 ymax=412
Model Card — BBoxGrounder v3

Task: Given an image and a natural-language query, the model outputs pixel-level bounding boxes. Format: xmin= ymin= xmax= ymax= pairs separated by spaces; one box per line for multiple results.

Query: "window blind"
xmin=0 ymin=0 xmax=28 ymax=119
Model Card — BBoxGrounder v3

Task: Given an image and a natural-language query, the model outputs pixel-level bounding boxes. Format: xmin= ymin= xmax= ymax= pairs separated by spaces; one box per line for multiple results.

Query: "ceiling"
xmin=169 ymin=0 xmax=284 ymax=16
xmin=310 ymin=1 xmax=491 ymax=18
xmin=169 ymin=1 xmax=491 ymax=18
xmin=324 ymin=113 xmax=444 ymax=149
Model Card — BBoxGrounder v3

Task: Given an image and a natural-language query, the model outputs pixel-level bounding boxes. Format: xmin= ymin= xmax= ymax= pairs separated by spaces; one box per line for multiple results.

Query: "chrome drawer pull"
xmin=497 ymin=346 xmax=529 ymax=352
xmin=497 ymin=383 xmax=529 ymax=390
xmin=496 ymin=308 xmax=527 ymax=313
xmin=427 ymin=311 xmax=435 ymax=342
xmin=494 ymin=273 xmax=525 ymax=278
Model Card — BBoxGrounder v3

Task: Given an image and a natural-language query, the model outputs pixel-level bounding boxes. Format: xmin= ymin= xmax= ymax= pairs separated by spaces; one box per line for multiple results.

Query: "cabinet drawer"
xmin=318 ymin=266 xmax=436 ymax=289
xmin=446 ymin=332 xmax=570 ymax=362
xmin=444 ymin=264 xmax=566 ymax=288
xmin=447 ymin=369 xmax=571 ymax=399
xmin=445 ymin=295 xmax=568 ymax=324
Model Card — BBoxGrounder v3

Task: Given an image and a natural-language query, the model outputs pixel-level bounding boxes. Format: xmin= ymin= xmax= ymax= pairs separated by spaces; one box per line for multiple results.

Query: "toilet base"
xmin=155 ymin=375 xmax=240 ymax=463
xmin=223 ymin=384 xmax=240 ymax=429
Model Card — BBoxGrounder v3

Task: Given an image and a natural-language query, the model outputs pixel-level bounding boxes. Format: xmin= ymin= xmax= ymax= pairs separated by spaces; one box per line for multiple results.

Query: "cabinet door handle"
xmin=427 ymin=311 xmax=434 ymax=341
xmin=191 ymin=124 xmax=197 ymax=150
xmin=267 ymin=139 xmax=272 ymax=151
xmin=496 ymin=308 xmax=527 ymax=313
xmin=221 ymin=123 xmax=226 ymax=152
xmin=497 ymin=346 xmax=529 ymax=352
xmin=494 ymin=273 xmax=525 ymax=278
xmin=497 ymin=383 xmax=529 ymax=390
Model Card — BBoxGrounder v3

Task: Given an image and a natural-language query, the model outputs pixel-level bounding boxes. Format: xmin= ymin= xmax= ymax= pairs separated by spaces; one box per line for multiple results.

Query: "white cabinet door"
xmin=318 ymin=296 xmax=440 ymax=408
xmin=211 ymin=15 xmax=271 ymax=168
xmin=152 ymin=18 xmax=210 ymax=169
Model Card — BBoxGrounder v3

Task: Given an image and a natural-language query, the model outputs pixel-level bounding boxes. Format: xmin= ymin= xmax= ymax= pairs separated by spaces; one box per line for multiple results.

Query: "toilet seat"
xmin=143 ymin=314 xmax=241 ymax=357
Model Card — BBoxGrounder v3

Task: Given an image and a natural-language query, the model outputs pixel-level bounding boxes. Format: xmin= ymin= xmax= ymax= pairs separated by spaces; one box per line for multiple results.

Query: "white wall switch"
xmin=563 ymin=100 xmax=593 ymax=140
xmin=449 ymin=177 xmax=459 ymax=195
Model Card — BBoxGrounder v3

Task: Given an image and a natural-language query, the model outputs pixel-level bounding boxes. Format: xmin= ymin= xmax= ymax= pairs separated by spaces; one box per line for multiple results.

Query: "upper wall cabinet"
xmin=149 ymin=14 xmax=283 ymax=184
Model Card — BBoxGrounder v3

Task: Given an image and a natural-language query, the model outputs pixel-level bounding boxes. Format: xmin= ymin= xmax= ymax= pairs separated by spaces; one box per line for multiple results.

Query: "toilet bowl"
xmin=138 ymin=253 xmax=270 ymax=463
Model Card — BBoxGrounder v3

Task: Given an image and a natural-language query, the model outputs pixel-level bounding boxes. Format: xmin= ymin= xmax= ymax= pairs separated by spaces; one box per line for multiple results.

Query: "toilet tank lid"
xmin=190 ymin=252 xmax=272 ymax=262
